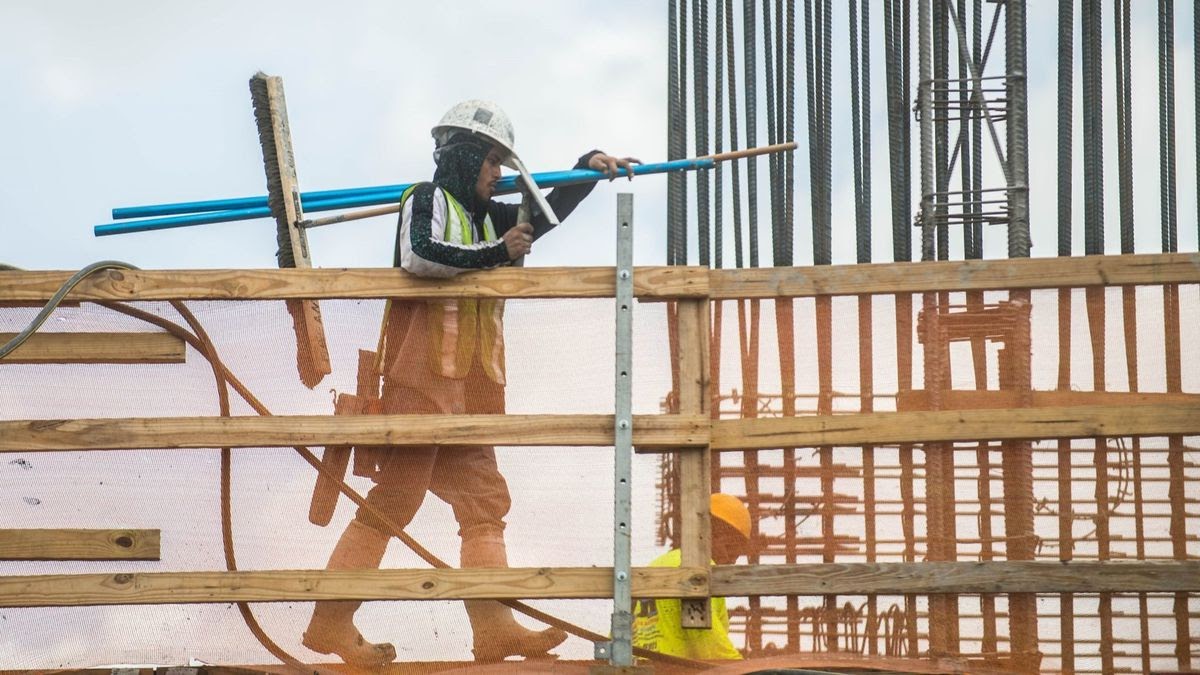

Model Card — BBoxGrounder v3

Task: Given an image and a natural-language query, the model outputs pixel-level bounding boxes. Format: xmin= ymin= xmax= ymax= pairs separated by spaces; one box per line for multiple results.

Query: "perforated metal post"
xmin=607 ymin=192 xmax=636 ymax=666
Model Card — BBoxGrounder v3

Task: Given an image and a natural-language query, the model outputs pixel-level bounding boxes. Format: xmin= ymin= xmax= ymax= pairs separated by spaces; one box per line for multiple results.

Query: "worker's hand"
xmin=588 ymin=152 xmax=642 ymax=181
xmin=502 ymin=222 xmax=534 ymax=260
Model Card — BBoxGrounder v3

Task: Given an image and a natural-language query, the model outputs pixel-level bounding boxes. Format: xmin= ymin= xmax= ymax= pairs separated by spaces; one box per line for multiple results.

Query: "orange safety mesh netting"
xmin=1 ymin=284 xmax=1198 ymax=673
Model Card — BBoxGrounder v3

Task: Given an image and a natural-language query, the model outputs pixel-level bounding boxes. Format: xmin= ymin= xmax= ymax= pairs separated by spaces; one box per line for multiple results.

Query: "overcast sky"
xmin=1 ymin=2 xmax=1195 ymax=275
xmin=0 ymin=1 xmax=671 ymax=272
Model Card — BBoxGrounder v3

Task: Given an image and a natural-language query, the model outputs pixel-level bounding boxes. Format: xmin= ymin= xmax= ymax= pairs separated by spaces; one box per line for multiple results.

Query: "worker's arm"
xmin=488 ymin=150 xmax=637 ymax=241
xmin=397 ymin=183 xmax=510 ymax=277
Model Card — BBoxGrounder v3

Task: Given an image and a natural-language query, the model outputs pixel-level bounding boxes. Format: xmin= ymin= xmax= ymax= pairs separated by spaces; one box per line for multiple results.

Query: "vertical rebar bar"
xmin=1056 ymin=6 xmax=1076 ymax=661
xmin=970 ymin=0 xmax=983 ymax=257
xmin=933 ymin=0 xmax=949 ymax=260
xmin=744 ymin=0 xmax=759 ymax=267
xmin=1160 ymin=0 xmax=1178 ymax=253
xmin=762 ymin=0 xmax=780 ymax=266
xmin=784 ymin=0 xmax=796 ymax=267
xmin=885 ymin=0 xmax=913 ymax=262
xmin=1116 ymin=0 xmax=1135 ymax=254
xmin=715 ymin=0 xmax=725 ymax=270
xmin=919 ymin=0 xmax=936 ymax=263
xmin=1059 ymin=0 xmax=1074 ymax=257
xmin=958 ymin=0 xmax=974 ymax=259
xmin=725 ymin=0 xmax=745 ymax=269
xmin=1006 ymin=0 xmax=1030 ymax=258
xmin=694 ymin=0 xmax=711 ymax=266
xmin=668 ymin=0 xmax=683 ymax=265
xmin=1082 ymin=0 xmax=1105 ymax=255
xmin=806 ymin=0 xmax=832 ymax=266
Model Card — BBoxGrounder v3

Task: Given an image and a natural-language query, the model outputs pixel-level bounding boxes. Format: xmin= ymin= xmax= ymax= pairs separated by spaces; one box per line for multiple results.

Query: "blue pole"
xmin=111 ymin=184 xmax=403 ymax=220
xmin=95 ymin=158 xmax=714 ymax=237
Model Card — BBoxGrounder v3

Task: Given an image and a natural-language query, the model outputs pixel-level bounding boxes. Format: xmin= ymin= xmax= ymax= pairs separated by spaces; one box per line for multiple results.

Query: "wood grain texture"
xmin=0 ymin=332 xmax=184 ymax=364
xmin=709 ymin=252 xmax=1200 ymax=298
xmin=0 ymin=414 xmax=708 ymax=452
xmin=676 ymin=299 xmax=713 ymax=628
xmin=0 ymin=566 xmax=709 ymax=607
xmin=0 ymin=266 xmax=709 ymax=301
xmin=711 ymin=562 xmax=1200 ymax=596
xmin=259 ymin=74 xmax=332 ymax=388
xmin=0 ymin=529 xmax=159 ymax=561
xmin=3 ymin=254 xmax=1196 ymax=303
xmin=897 ymin=389 xmax=1200 ymax=411
xmin=706 ymin=404 xmax=1200 ymax=451
xmin=3 ymin=561 xmax=1194 ymax=606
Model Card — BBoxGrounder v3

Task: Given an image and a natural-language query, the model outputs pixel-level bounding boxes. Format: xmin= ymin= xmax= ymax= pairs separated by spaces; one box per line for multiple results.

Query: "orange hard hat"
xmin=710 ymin=493 xmax=752 ymax=540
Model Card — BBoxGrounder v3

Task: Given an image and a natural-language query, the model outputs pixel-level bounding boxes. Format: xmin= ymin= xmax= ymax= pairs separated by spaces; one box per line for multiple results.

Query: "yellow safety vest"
xmin=398 ymin=185 xmax=506 ymax=384
xmin=632 ymin=548 xmax=743 ymax=660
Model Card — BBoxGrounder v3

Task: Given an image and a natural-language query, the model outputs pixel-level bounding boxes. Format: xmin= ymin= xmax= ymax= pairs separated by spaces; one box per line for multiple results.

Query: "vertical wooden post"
xmin=677 ymin=295 xmax=712 ymax=629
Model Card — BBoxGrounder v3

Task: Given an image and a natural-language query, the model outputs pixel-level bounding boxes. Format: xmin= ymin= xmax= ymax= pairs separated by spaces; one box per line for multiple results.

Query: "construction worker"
xmin=632 ymin=493 xmax=752 ymax=660
xmin=301 ymin=99 xmax=639 ymax=666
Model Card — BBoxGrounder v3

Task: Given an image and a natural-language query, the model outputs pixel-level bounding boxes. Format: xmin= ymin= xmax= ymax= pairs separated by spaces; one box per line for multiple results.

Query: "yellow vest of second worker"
xmin=400 ymin=185 xmax=505 ymax=384
xmin=632 ymin=548 xmax=742 ymax=659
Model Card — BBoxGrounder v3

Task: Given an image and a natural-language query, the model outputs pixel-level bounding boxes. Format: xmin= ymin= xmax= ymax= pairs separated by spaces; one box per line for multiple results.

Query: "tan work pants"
xmin=354 ymin=359 xmax=511 ymax=541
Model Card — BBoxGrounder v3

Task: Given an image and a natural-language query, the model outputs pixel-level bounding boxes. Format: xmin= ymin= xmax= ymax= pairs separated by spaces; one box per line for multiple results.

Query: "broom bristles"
xmin=249 ymin=72 xmax=297 ymax=269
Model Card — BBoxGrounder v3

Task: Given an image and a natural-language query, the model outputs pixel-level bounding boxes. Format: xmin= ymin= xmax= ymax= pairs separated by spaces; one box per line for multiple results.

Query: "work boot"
xmin=461 ymin=531 xmax=568 ymax=662
xmin=303 ymin=519 xmax=397 ymax=667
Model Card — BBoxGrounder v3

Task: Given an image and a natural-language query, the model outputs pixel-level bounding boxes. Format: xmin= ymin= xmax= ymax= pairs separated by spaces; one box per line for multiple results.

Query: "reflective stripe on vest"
xmin=400 ymin=185 xmax=506 ymax=384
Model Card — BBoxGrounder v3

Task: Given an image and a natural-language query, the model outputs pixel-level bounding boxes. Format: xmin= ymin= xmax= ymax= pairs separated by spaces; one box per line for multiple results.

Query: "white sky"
xmin=1 ymin=2 xmax=1195 ymax=275
xmin=0 ymin=1 xmax=671 ymax=272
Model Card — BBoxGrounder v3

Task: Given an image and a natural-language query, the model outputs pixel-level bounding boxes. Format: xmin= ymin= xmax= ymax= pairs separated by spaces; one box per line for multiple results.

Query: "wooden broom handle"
xmin=706 ymin=141 xmax=797 ymax=163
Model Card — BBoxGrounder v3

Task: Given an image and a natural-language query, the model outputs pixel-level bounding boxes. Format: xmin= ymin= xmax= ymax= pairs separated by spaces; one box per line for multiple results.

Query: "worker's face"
xmin=475 ymin=145 xmax=505 ymax=202
xmin=711 ymin=521 xmax=749 ymax=565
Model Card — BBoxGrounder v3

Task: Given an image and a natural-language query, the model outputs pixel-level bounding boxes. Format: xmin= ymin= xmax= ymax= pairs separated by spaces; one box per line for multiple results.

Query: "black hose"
xmin=0 ymin=261 xmax=138 ymax=360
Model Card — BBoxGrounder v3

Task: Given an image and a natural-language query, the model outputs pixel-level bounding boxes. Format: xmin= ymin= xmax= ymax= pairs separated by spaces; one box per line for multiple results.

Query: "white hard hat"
xmin=431 ymin=99 xmax=518 ymax=169
xmin=431 ymin=99 xmax=559 ymax=226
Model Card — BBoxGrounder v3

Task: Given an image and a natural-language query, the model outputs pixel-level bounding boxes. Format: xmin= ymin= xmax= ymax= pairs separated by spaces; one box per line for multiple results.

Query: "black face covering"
xmin=432 ymin=133 xmax=493 ymax=220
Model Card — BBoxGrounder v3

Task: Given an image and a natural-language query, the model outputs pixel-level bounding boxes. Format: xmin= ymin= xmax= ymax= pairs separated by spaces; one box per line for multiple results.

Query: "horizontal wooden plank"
xmin=0 ymin=332 xmax=184 ymax=365
xmin=3 ymin=253 xmax=1195 ymax=304
xmin=0 ymin=566 xmax=709 ymax=607
xmin=0 ymin=414 xmax=708 ymax=452
xmin=3 ymin=561 xmax=1194 ymax=606
xmin=711 ymin=561 xmax=1200 ymax=596
xmin=0 ymin=529 xmax=159 ymax=561
xmin=897 ymin=389 xmax=1200 ymax=411
xmin=710 ymin=252 xmax=1200 ymax=298
xmin=0 ymin=266 xmax=708 ymax=301
xmin=706 ymin=404 xmax=1200 ymax=451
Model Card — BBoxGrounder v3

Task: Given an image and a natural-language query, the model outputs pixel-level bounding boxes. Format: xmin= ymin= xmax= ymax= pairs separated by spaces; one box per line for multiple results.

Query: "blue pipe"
xmin=95 ymin=158 xmax=714 ymax=237
xmin=111 ymin=184 xmax=403 ymax=219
